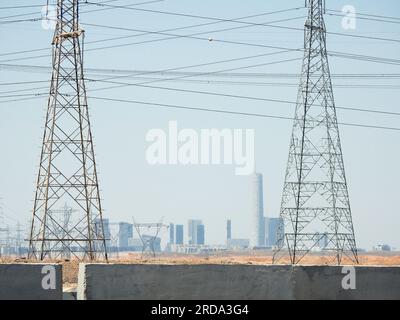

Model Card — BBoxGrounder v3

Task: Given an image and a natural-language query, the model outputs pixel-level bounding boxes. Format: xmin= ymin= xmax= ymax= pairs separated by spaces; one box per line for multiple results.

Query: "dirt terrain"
xmin=1 ymin=251 xmax=400 ymax=286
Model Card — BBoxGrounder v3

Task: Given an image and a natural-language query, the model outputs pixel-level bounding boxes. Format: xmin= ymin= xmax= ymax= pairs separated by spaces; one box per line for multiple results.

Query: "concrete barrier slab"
xmin=0 ymin=264 xmax=62 ymax=300
xmin=78 ymin=264 xmax=295 ymax=300
xmin=77 ymin=264 xmax=400 ymax=300
xmin=294 ymin=265 xmax=400 ymax=300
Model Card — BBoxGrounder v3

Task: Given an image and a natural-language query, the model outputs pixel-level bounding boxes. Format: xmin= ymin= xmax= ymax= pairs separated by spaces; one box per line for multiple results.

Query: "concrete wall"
xmin=0 ymin=264 xmax=62 ymax=300
xmin=77 ymin=264 xmax=400 ymax=300
xmin=294 ymin=265 xmax=400 ymax=300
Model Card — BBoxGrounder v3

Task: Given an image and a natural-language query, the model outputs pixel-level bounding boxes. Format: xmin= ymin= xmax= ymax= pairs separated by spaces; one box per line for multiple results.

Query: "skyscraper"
xmin=175 ymin=225 xmax=184 ymax=245
xmin=94 ymin=218 xmax=111 ymax=249
xmin=250 ymin=173 xmax=265 ymax=247
xmin=265 ymin=217 xmax=283 ymax=247
xmin=169 ymin=223 xmax=175 ymax=244
xmin=118 ymin=222 xmax=133 ymax=250
xmin=197 ymin=224 xmax=205 ymax=245
xmin=188 ymin=219 xmax=202 ymax=245
xmin=226 ymin=219 xmax=232 ymax=243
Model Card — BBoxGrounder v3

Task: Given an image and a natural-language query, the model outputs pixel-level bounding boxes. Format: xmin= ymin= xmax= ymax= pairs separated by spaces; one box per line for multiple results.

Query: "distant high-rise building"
xmin=95 ymin=218 xmax=111 ymax=248
xmin=188 ymin=219 xmax=202 ymax=245
xmin=265 ymin=217 xmax=283 ymax=247
xmin=226 ymin=219 xmax=232 ymax=243
xmin=197 ymin=224 xmax=205 ymax=245
xmin=118 ymin=222 xmax=133 ymax=249
xmin=315 ymin=232 xmax=328 ymax=249
xmin=250 ymin=173 xmax=265 ymax=247
xmin=175 ymin=224 xmax=184 ymax=245
xmin=169 ymin=223 xmax=175 ymax=244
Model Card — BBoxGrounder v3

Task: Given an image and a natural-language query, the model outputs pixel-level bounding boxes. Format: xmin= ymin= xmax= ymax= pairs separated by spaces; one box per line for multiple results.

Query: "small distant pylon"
xmin=133 ymin=218 xmax=166 ymax=258
xmin=273 ymin=0 xmax=358 ymax=265
xmin=28 ymin=0 xmax=108 ymax=261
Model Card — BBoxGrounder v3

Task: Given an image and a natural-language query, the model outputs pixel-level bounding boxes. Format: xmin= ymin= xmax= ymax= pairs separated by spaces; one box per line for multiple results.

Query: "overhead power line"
xmin=83 ymin=2 xmax=400 ymax=44
xmin=1 ymin=12 xmax=399 ymax=67
xmin=1 ymin=78 xmax=399 ymax=91
xmin=86 ymin=78 xmax=400 ymax=117
xmin=326 ymin=8 xmax=400 ymax=22
xmin=82 ymin=15 xmax=306 ymax=51
xmin=0 ymin=0 xmax=163 ymax=24
xmin=88 ymin=96 xmax=400 ymax=132
xmin=1 ymin=77 xmax=398 ymax=119
xmin=0 ymin=11 xmax=39 ymax=20
xmin=0 ymin=14 xmax=306 ymax=62
xmin=0 ymin=92 xmax=400 ymax=131
xmin=2 ymin=63 xmax=400 ymax=79
xmin=0 ymin=8 xmax=303 ymax=58
xmin=326 ymin=12 xmax=400 ymax=25
xmin=0 ymin=5 xmax=44 ymax=10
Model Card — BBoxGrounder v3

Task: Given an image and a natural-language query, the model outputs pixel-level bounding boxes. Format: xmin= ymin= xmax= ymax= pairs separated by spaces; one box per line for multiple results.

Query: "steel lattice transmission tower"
xmin=28 ymin=0 xmax=108 ymax=261
xmin=133 ymin=218 xmax=166 ymax=258
xmin=273 ymin=0 xmax=358 ymax=265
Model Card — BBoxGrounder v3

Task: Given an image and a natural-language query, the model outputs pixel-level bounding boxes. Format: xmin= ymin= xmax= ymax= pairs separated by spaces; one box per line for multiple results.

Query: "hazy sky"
xmin=0 ymin=0 xmax=399 ymax=250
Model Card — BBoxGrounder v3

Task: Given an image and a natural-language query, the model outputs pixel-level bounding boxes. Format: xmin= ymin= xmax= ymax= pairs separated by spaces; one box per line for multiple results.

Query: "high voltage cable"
xmin=0 ymin=5 xmax=44 ymax=10
xmin=83 ymin=2 xmax=400 ymax=44
xmin=3 ymin=94 xmax=400 ymax=132
xmin=0 ymin=0 xmax=163 ymax=24
xmin=0 ymin=17 xmax=41 ymax=25
xmin=1 ymin=71 xmax=398 ymax=118
xmin=0 ymin=55 xmax=302 ymax=96
xmin=0 ymin=80 xmax=49 ymax=86
xmin=0 ymin=92 xmax=46 ymax=99
xmin=84 ymin=56 xmax=303 ymax=90
xmin=0 ymin=0 xmax=151 ymax=11
xmin=0 ymin=95 xmax=45 ymax=104
xmin=71 ymin=50 xmax=301 ymax=84
xmin=1 ymin=87 xmax=399 ymax=128
xmin=88 ymin=96 xmax=400 ymax=132
xmin=1 ymin=64 xmax=400 ymax=79
xmin=1 ymin=20 xmax=399 ymax=66
xmin=3 ymin=2 xmax=399 ymax=23
xmin=0 ymin=50 xmax=300 ymax=90
xmin=326 ymin=9 xmax=400 ymax=22
xmin=326 ymin=12 xmax=400 ymax=25
xmin=0 ymin=9 xmax=303 ymax=57
xmin=84 ymin=13 xmax=304 ymax=52
xmin=82 ymin=16 xmax=306 ymax=51
xmin=1 ymin=78 xmax=399 ymax=91
xmin=0 ymin=3 xmax=398 ymax=122
xmin=0 ymin=1 xmax=162 ymax=21
xmin=80 ymin=49 xmax=400 ymax=94
xmin=79 ymin=22 xmax=400 ymax=61
xmin=1 ymin=51 xmax=300 ymax=97
xmin=1 ymin=76 xmax=398 ymax=118
xmin=68 ymin=23 xmax=400 ymax=66
xmin=0 ymin=14 xmax=306 ymax=62
xmin=0 ymin=85 xmax=49 ymax=95
xmin=2 ymin=3 xmax=400 ymax=48
xmin=0 ymin=50 xmax=299 ymax=80
xmin=0 ymin=11 xmax=39 ymax=20
xmin=80 ymin=24 xmax=400 ymax=61
xmin=85 ymin=78 xmax=400 ymax=117
xmin=1 ymin=54 xmax=398 ymax=117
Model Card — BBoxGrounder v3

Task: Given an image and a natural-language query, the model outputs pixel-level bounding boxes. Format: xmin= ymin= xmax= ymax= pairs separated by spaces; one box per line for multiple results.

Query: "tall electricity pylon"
xmin=273 ymin=0 xmax=358 ymax=265
xmin=28 ymin=0 xmax=108 ymax=261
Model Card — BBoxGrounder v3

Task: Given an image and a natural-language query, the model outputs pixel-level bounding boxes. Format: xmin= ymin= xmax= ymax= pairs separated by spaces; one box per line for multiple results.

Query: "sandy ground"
xmin=1 ymin=251 xmax=400 ymax=287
